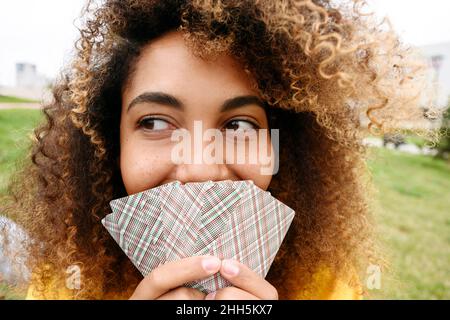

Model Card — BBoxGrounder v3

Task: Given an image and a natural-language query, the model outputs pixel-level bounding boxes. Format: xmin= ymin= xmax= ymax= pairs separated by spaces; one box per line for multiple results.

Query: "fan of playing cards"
xmin=101 ymin=180 xmax=295 ymax=294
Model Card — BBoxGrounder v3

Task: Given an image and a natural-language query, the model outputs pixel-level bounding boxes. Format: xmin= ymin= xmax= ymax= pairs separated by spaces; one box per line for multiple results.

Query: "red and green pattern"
xmin=102 ymin=180 xmax=295 ymax=294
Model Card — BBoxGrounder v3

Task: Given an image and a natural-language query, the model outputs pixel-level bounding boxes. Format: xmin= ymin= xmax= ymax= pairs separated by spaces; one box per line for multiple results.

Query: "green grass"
xmin=0 ymin=109 xmax=449 ymax=299
xmin=366 ymin=148 xmax=450 ymax=299
xmin=0 ymin=95 xmax=39 ymax=104
xmin=0 ymin=109 xmax=44 ymax=195
xmin=405 ymin=135 xmax=428 ymax=148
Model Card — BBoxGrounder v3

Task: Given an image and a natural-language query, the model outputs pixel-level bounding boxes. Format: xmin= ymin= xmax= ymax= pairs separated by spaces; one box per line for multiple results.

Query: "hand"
xmin=204 ymin=259 xmax=278 ymax=300
xmin=129 ymin=255 xmax=221 ymax=300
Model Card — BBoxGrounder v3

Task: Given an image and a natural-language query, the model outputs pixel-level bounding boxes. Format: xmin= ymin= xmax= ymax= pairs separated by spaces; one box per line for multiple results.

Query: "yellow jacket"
xmin=25 ymin=267 xmax=363 ymax=300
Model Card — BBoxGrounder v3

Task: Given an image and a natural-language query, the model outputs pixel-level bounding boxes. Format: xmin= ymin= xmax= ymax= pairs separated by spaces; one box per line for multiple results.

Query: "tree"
xmin=436 ymin=99 xmax=450 ymax=160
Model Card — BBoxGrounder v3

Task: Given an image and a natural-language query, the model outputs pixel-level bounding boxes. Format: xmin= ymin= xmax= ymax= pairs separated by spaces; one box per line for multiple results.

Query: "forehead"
xmin=124 ymin=30 xmax=259 ymax=101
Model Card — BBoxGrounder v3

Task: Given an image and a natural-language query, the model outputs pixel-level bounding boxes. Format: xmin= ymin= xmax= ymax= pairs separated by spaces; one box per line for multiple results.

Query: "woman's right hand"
xmin=129 ymin=255 xmax=221 ymax=300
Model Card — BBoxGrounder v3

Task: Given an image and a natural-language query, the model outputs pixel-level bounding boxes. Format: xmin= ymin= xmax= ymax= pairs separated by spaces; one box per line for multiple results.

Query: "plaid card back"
xmin=101 ymin=180 xmax=295 ymax=294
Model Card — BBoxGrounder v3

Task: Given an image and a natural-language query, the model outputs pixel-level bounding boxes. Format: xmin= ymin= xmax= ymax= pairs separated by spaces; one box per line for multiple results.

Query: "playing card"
xmin=102 ymin=180 xmax=295 ymax=294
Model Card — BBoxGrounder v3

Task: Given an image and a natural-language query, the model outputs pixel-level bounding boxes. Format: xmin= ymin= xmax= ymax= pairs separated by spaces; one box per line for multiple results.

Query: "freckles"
xmin=132 ymin=153 xmax=171 ymax=178
xmin=133 ymin=157 xmax=156 ymax=175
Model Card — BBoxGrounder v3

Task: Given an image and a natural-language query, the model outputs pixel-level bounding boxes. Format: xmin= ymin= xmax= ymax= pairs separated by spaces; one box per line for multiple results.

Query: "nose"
xmin=168 ymin=120 xmax=237 ymax=184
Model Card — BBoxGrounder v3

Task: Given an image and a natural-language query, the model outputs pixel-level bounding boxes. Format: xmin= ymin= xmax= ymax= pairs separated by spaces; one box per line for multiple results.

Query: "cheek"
xmin=229 ymin=164 xmax=272 ymax=191
xmin=119 ymin=139 xmax=175 ymax=195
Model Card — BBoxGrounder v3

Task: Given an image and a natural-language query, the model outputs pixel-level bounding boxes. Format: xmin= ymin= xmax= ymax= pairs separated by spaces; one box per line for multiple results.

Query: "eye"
xmin=224 ymin=119 xmax=259 ymax=131
xmin=138 ymin=117 xmax=174 ymax=131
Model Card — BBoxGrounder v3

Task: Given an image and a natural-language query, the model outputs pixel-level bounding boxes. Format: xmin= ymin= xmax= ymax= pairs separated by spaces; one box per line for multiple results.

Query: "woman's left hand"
xmin=204 ymin=259 xmax=278 ymax=300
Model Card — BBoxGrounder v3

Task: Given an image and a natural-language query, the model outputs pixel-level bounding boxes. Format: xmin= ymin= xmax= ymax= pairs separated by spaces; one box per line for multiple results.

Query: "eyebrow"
xmin=127 ymin=91 xmax=266 ymax=113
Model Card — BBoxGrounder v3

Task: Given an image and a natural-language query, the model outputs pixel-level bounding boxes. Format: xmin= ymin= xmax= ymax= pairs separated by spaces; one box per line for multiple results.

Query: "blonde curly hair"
xmin=1 ymin=0 xmax=441 ymax=299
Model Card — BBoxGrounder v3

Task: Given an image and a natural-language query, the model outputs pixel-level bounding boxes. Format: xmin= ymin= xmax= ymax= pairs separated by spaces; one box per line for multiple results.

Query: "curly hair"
xmin=1 ymin=0 xmax=441 ymax=299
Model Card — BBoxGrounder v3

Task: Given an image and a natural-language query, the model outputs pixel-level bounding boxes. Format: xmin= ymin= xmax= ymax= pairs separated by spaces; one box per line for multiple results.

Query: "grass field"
xmin=0 ymin=108 xmax=449 ymax=299
xmin=0 ymin=95 xmax=39 ymax=104
xmin=366 ymin=147 xmax=450 ymax=299
xmin=0 ymin=109 xmax=43 ymax=196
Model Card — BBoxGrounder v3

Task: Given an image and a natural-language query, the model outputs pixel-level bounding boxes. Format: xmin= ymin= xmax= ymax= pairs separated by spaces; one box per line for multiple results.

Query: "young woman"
xmin=2 ymin=0 xmax=437 ymax=299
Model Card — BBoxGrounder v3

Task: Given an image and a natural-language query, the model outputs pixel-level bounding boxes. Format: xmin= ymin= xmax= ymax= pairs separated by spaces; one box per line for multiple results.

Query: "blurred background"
xmin=0 ymin=0 xmax=449 ymax=299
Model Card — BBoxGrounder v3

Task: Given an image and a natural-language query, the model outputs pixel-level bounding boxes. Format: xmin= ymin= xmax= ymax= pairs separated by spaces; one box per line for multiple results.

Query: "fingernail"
xmin=205 ymin=291 xmax=216 ymax=300
xmin=222 ymin=259 xmax=239 ymax=276
xmin=202 ymin=257 xmax=221 ymax=273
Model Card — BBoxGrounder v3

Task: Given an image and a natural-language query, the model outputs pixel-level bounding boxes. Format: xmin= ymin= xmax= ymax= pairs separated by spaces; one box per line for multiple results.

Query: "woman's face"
xmin=119 ymin=30 xmax=273 ymax=195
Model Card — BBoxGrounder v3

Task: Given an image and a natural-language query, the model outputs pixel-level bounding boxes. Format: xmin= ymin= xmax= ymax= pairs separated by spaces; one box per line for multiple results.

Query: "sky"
xmin=1 ymin=0 xmax=450 ymax=86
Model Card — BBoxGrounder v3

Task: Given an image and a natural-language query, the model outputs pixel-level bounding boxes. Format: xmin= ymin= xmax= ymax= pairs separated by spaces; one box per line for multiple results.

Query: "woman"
xmin=2 ymin=0 xmax=438 ymax=299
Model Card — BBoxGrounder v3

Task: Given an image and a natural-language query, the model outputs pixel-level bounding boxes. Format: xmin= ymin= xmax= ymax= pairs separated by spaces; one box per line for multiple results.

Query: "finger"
xmin=206 ymin=287 xmax=260 ymax=300
xmin=129 ymin=255 xmax=221 ymax=300
xmin=157 ymin=287 xmax=206 ymax=300
xmin=219 ymin=259 xmax=278 ymax=300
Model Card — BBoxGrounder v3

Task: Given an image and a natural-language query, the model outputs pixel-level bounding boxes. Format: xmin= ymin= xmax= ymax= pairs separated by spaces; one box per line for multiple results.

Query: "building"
xmin=15 ymin=62 xmax=49 ymax=89
xmin=418 ymin=42 xmax=450 ymax=108
xmin=0 ymin=63 xmax=52 ymax=102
